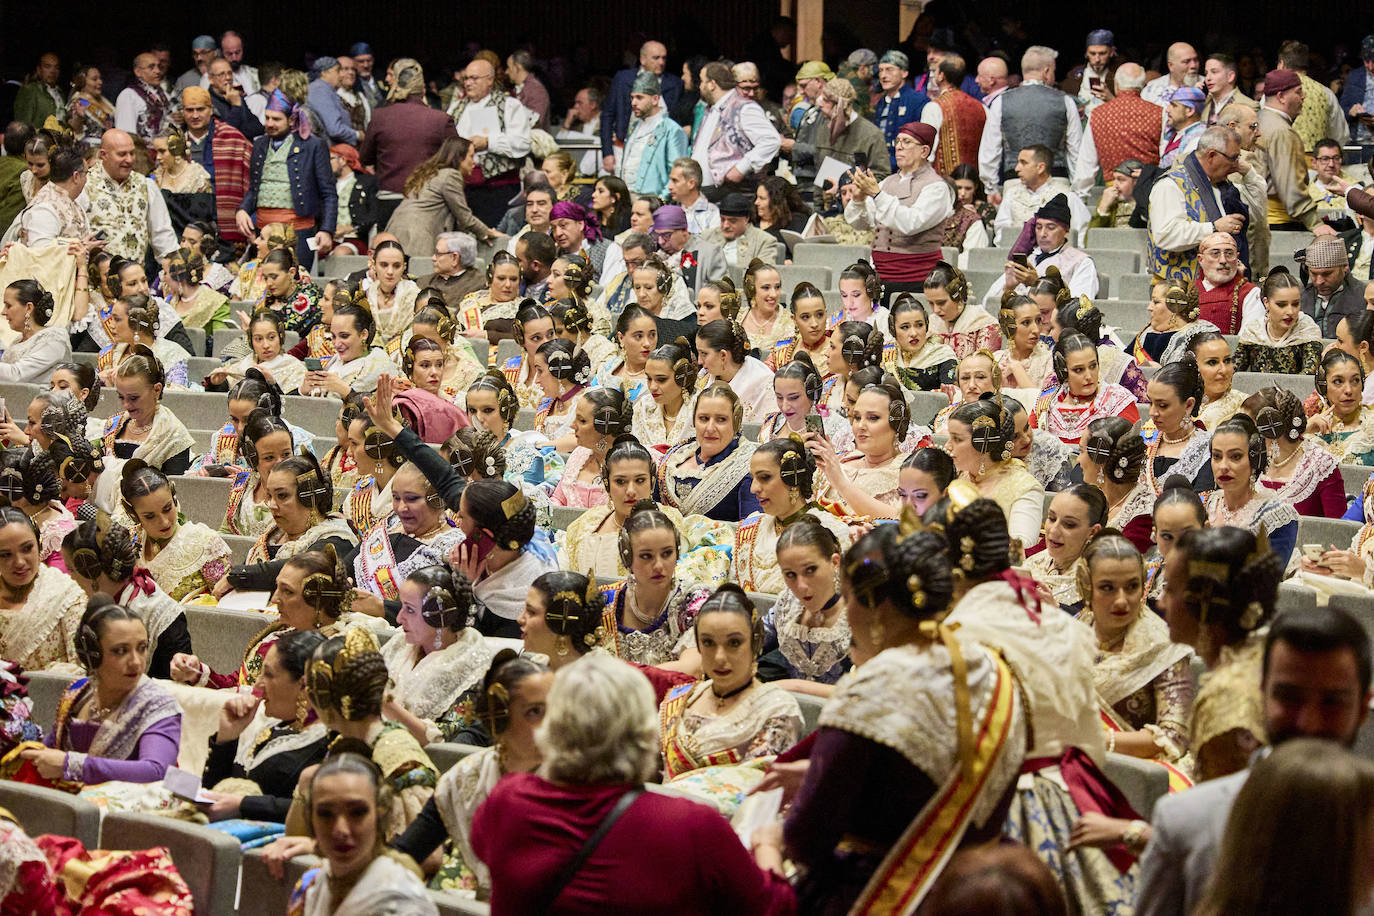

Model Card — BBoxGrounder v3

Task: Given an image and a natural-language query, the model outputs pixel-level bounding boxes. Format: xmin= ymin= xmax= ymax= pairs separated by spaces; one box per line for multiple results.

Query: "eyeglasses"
xmin=1315 ymin=155 xmax=1343 ymax=163
xmin=1210 ymin=149 xmax=1241 ymax=163
xmin=737 ymin=82 xmax=759 ymax=91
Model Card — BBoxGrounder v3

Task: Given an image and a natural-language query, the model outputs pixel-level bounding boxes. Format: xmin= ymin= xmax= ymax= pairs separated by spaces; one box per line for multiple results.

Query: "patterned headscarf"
xmin=265 ymin=89 xmax=311 ymax=139
xmin=549 ymin=201 xmax=602 ymax=244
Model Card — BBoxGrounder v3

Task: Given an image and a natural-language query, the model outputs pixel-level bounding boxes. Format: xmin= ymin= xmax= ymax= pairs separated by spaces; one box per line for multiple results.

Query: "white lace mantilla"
xmin=819 ymin=640 xmax=1025 ymax=827
xmin=770 ymin=589 xmax=851 ymax=681
xmin=1261 ymin=437 xmax=1340 ymax=505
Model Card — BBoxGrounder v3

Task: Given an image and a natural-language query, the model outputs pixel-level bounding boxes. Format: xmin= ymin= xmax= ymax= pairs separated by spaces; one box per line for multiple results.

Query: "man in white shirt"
xmin=174 ymin=36 xmax=217 ymax=94
xmin=667 ymin=158 xmax=720 ymax=236
xmin=450 ymin=57 xmax=536 ymax=225
xmin=984 ymin=193 xmax=1099 ymax=304
xmin=1146 ymin=127 xmax=1246 ymax=282
xmin=992 ymin=145 xmax=1090 ymax=245
xmin=976 ymin=56 xmax=1011 ymax=108
xmin=1142 ymin=42 xmax=1200 ymax=108
xmin=115 ymin=53 xmax=173 ymax=144
xmin=85 ymin=129 xmax=179 ymax=263
xmin=690 ymin=61 xmax=780 ymax=197
xmin=1194 ymin=232 xmax=1264 ymax=333
xmin=558 ymin=86 xmax=602 ymax=176
xmin=977 ymin=46 xmax=1082 ymax=199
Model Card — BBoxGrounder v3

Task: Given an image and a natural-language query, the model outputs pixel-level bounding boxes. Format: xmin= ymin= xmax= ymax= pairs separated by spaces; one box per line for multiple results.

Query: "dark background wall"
xmin=2 ymin=2 xmax=1361 ymax=109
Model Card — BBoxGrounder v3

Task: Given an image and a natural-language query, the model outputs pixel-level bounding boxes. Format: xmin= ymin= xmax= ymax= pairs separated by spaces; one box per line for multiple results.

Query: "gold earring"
xmin=555 ymin=634 xmax=570 ymax=657
xmin=294 ymin=692 xmax=309 ymax=730
xmin=868 ymin=617 xmax=885 ymax=650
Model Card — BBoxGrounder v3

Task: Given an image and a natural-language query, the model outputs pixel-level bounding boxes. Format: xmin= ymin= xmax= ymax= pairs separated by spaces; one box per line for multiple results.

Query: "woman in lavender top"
xmin=19 ymin=594 xmax=181 ymax=784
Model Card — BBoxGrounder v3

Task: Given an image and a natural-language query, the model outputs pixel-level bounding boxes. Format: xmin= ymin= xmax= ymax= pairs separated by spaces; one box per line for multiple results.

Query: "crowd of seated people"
xmin=7 ymin=22 xmax=1374 ymax=916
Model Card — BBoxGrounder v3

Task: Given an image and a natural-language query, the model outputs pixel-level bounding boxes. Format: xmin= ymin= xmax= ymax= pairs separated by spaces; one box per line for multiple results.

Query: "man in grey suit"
xmin=698 ymin=192 xmax=782 ymax=271
xmin=1134 ymin=605 xmax=1371 ymax=915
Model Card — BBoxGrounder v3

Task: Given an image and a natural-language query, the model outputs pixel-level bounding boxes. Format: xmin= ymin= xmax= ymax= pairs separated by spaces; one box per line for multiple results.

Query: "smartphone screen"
xmin=1011 ymin=253 xmax=1029 ymax=267
xmin=304 ymin=358 xmax=324 ymax=372
xmin=805 ymin=414 xmax=825 ymax=434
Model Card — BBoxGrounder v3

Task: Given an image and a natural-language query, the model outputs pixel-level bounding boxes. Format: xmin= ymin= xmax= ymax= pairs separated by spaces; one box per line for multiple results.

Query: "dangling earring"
xmin=23 ymin=316 xmax=32 ymax=333
xmin=976 ymin=455 xmax=986 ymax=479
xmin=555 ymin=634 xmax=571 ymax=656
xmin=1096 ymin=468 xmax=1105 ymax=486
xmin=294 ymin=692 xmax=309 ymax=731
xmin=375 ymin=459 xmax=384 ymax=477
xmin=433 ymin=630 xmax=444 ymax=652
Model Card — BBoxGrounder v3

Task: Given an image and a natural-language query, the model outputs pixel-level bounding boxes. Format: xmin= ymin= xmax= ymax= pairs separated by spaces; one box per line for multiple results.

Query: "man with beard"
xmin=181 ymin=86 xmax=253 ymax=244
xmin=1135 ymin=605 xmax=1371 ymax=915
xmin=781 ymin=60 xmax=835 ymax=195
xmin=1301 ymin=235 xmax=1366 ymax=338
xmin=514 ymin=230 xmax=556 ymax=303
xmin=619 ymin=73 xmax=689 ymax=199
xmin=504 ymin=183 xmax=554 ymax=255
xmin=1146 ymin=126 xmax=1246 ymax=282
xmin=1193 ymin=231 xmax=1261 ymax=334
xmin=235 ymin=91 xmax=337 ymax=270
xmin=689 ymin=61 xmax=780 ymax=200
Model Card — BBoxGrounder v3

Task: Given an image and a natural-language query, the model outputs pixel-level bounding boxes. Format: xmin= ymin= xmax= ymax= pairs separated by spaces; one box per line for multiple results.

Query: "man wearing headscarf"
xmin=549 ymin=200 xmax=625 ymax=287
xmin=181 ymin=85 xmax=254 ymax=243
xmin=872 ymin=50 xmax=928 ymax=170
xmin=358 ymin=58 xmax=454 ymax=230
xmin=812 ymin=78 xmax=889 ymax=182
xmin=349 ymin=43 xmax=384 ymax=109
xmin=1059 ymin=29 xmax=1119 ymax=118
xmin=919 ymin=54 xmax=986 ymax=176
xmin=307 ymin=57 xmax=361 ymax=146
xmin=235 ymin=89 xmax=338 ymax=270
xmin=619 ymin=73 xmax=689 ymax=198
xmin=782 ymin=60 xmax=836 ymax=197
xmin=330 ymin=143 xmax=377 ymax=255
xmin=1160 ymin=86 xmax=1206 ymax=169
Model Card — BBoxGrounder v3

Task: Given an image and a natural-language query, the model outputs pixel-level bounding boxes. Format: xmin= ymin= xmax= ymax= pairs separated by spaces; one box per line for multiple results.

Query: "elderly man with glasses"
xmin=1146 ymin=125 xmax=1251 ymax=281
xmin=448 ymin=57 xmax=536 ymax=226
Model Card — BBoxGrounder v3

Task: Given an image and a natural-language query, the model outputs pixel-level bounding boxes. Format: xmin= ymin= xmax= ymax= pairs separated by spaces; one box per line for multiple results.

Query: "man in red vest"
xmin=1195 ymin=231 xmax=1260 ymax=333
xmin=1073 ymin=63 xmax=1162 ymax=196
xmin=921 ymin=55 xmax=986 ymax=176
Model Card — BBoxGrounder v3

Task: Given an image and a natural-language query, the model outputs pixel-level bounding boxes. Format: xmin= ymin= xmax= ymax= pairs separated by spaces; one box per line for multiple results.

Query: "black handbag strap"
xmin=540 ymin=786 xmax=644 ymax=910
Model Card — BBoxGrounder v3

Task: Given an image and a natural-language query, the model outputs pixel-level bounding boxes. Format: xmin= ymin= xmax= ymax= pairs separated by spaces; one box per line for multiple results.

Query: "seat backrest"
xmin=747 ymin=591 xmax=777 ymax=618
xmin=184 ymin=326 xmax=207 ymax=356
xmin=281 ymin=396 xmax=347 ymax=438
xmin=792 ymin=242 xmax=872 ymax=277
xmin=410 ymin=256 xmax=435 ymax=277
xmin=23 ymin=669 xmax=75 ymax=733
xmin=424 ymin=742 xmax=487 ymax=774
xmin=777 ymin=265 xmax=832 ymax=292
xmin=910 ymin=391 xmax=949 ymax=427
xmin=964 ymin=269 xmax=1002 ymax=302
xmin=172 ymin=475 xmax=232 ymax=529
xmin=741 ymin=421 xmax=762 ymax=442
xmin=789 ymin=691 xmax=825 ymax=737
xmin=239 ymin=850 xmax=321 ymax=916
xmin=1342 ymin=465 xmax=1371 ymax=498
xmin=551 ymin=506 xmax=585 ymax=530
xmin=432 ymin=890 xmax=493 ymax=915
xmin=1100 ymin=751 xmax=1170 ymax=820
xmin=183 ymin=606 xmax=279 ymax=676
xmin=101 ymin=810 xmax=242 ymax=916
xmin=1084 ymin=227 xmax=1148 ymax=251
xmin=0 ymin=780 xmax=101 ymax=848
xmin=222 ymin=534 xmax=256 ymax=565
xmin=319 ymin=254 xmax=369 ymax=279
xmin=1117 ymin=274 xmax=1152 ymax=301
xmin=966 ymin=247 xmax=1013 ymax=272
xmin=1297 ymin=516 xmax=1363 ymax=552
xmin=1233 ymin=372 xmax=1315 ymax=401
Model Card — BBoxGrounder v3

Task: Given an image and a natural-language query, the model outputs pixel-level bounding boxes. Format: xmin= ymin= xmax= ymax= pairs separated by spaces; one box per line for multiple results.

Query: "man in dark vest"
xmin=977 ymin=45 xmax=1081 ymax=203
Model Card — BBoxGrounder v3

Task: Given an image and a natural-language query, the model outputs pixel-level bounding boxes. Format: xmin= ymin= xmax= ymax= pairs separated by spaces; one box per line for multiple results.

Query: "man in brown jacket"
xmin=1257 ymin=68 xmax=1332 ymax=235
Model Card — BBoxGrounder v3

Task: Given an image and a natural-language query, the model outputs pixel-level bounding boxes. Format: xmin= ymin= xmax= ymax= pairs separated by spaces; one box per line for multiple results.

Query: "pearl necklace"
xmin=1210 ymin=489 xmax=1257 ymax=527
xmin=1269 ymin=442 xmax=1302 ymax=470
xmin=1160 ymin=422 xmax=1195 ymax=445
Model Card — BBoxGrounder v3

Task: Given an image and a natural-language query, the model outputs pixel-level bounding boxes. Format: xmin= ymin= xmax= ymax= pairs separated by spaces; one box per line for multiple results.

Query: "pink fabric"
xmin=394 ymin=388 xmax=469 ymax=444
xmin=549 ymin=447 xmax=609 ymax=508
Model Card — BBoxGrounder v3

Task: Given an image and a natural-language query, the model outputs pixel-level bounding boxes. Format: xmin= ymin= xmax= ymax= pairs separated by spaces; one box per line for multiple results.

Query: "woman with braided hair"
xmin=253 ymin=246 xmax=324 ymax=339
xmin=196 ymin=369 xmax=313 ymax=475
xmin=218 ymin=409 xmax=296 ymax=539
xmin=657 ymin=585 xmax=803 ymax=804
xmin=97 ymin=294 xmax=192 ymax=389
xmin=633 ymin=338 xmax=698 ymax=450
xmin=1043 ymin=288 xmax=1147 ymax=402
xmin=463 ymin=371 xmax=546 ymax=488
xmin=1140 ymin=359 xmax=1214 ymax=495
xmin=766 ymin=282 xmax=831 ymax=374
xmin=1022 ymin=483 xmax=1109 ymax=608
xmin=379 ymin=565 xmax=494 ymax=747
xmin=392 ymin=651 xmax=553 ymax=898
xmin=1033 ymin=331 xmax=1140 ymax=446
xmin=362 ymin=240 xmax=420 ymax=348
xmin=944 ymin=394 xmax=1045 ymax=549
xmin=1077 ymin=416 xmax=1154 ymax=553
xmin=59 ymin=514 xmax=193 ymax=680
xmin=740 ymin=259 xmax=793 ymax=354
xmin=1160 ymin=525 xmax=1282 ymax=782
xmin=0 ymin=504 xmax=87 ymax=671
xmin=206 ymin=310 xmax=308 ymax=397
xmin=550 ymin=296 xmax=615 ymax=368
xmin=230 ymin=223 xmax=299 ymax=304
xmin=755 ymin=513 xmax=852 ymax=690
xmin=0 ymin=279 xmax=72 ymax=383
xmin=1245 ymin=386 xmax=1346 ymax=518
xmin=756 ymin=353 xmax=825 ymax=443
xmin=345 ymin=461 xmax=464 ymax=623
xmin=933 ymin=483 xmax=1133 ymax=914
xmin=1131 ymin=278 xmax=1217 ymax=367
xmin=213 ymin=454 xmax=358 ymax=599
xmin=773 ymin=525 xmax=1027 ymax=913
xmin=1071 ymin=533 xmax=1195 ymax=772
xmin=925 ymin=261 xmax=1000 ymax=359
xmin=822 ymin=319 xmax=885 ymax=438
xmin=302 ymin=298 xmax=400 ymax=398
xmin=454 ymin=479 xmax=558 ymax=638
xmin=0 ymin=446 xmax=76 ymax=571
xmin=659 ymin=383 xmax=761 ymax=522
xmin=591 ymin=304 xmax=658 ymax=403
xmin=993 ymin=293 xmax=1050 ymax=399
xmin=696 ymin=317 xmax=776 ymax=425
xmin=548 ymin=386 xmax=633 ymax=508
xmin=162 ymin=246 xmax=233 ymax=348
xmin=810 ymin=373 xmax=911 ymax=519
xmin=177 ymin=545 xmax=356 ymax=696
xmin=494 ymin=300 xmax=554 ymax=410
xmin=101 ymin=345 xmax=196 ymax=475
xmin=885 ymin=292 xmax=958 ymax=395
xmin=199 ymin=628 xmax=331 ymax=824
xmin=735 ymin=437 xmax=853 ymax=594
xmin=1307 ymin=350 xmax=1374 ymax=465
xmin=1203 ymin=413 xmax=1299 ymax=566
xmin=837 ymin=260 xmax=893 ymax=340
xmin=121 ymin=460 xmax=231 ymax=600
xmin=19 ymin=594 xmax=182 ymax=786
xmin=264 ymin=628 xmax=440 ymax=865
xmin=530 ymin=337 xmax=591 ymax=444
xmin=1233 ymin=268 xmax=1323 ymax=376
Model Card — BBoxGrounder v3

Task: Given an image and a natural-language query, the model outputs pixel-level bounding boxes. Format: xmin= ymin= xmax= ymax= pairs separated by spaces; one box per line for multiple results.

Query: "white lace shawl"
xmin=0 ymin=563 xmax=86 ymax=670
xmin=298 ymin=853 xmax=436 ymax=916
xmin=819 ymin=640 xmax=1026 ymax=827
xmin=770 ymin=588 xmax=852 ymax=682
xmin=433 ymin=745 xmax=501 ymax=894
xmin=1261 ymin=437 xmax=1341 ymax=505
xmin=662 ymin=438 xmax=757 ymax=517
xmin=381 ymin=627 xmax=492 ymax=727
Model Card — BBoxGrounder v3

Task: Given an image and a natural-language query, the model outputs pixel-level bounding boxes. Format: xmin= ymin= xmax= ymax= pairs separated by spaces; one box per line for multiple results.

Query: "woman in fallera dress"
xmin=632 ymin=339 xmax=697 ymax=450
